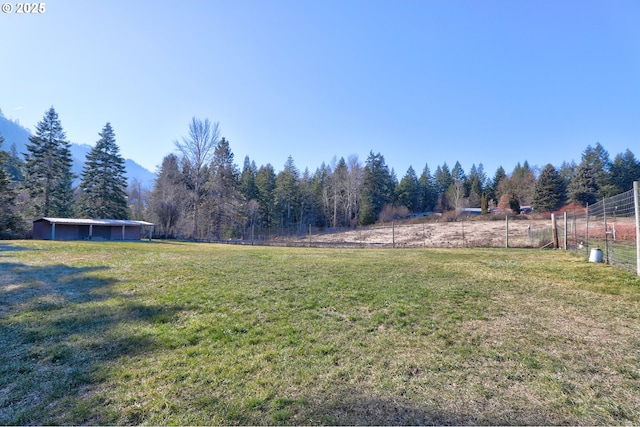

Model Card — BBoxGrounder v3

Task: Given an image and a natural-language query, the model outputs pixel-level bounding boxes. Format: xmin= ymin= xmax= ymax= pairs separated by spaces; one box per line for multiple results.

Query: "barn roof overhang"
xmin=34 ymin=218 xmax=155 ymax=226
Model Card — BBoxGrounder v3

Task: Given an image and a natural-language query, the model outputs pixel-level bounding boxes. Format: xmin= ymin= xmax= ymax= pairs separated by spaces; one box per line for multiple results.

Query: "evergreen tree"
xmin=417 ymin=164 xmax=436 ymax=212
xmin=396 ymin=166 xmax=420 ymax=212
xmin=582 ymin=143 xmax=615 ymax=197
xmin=240 ymin=156 xmax=258 ymax=202
xmin=465 ymin=164 xmax=485 ymax=208
xmin=255 ymin=164 xmax=277 ymax=230
xmin=312 ymin=162 xmax=332 ymax=228
xmin=6 ymin=143 xmax=25 ymax=183
xmin=297 ymin=168 xmax=317 ymax=230
xmin=488 ymin=166 xmax=507 ymax=204
xmin=433 ymin=163 xmax=453 ymax=196
xmin=568 ymin=161 xmax=599 ymax=206
xmin=358 ymin=151 xmax=395 ymax=225
xmin=79 ymin=123 xmax=129 ymax=219
xmin=609 ymin=149 xmax=640 ymax=193
xmin=531 ymin=164 xmax=566 ymax=212
xmin=558 ymin=161 xmax=576 ymax=192
xmin=0 ymin=134 xmax=22 ymax=235
xmin=23 ymin=107 xmax=76 ymax=217
xmin=207 ymin=137 xmax=240 ymax=239
xmin=451 ymin=161 xmax=466 ymax=185
xmin=275 ymin=156 xmax=300 ymax=229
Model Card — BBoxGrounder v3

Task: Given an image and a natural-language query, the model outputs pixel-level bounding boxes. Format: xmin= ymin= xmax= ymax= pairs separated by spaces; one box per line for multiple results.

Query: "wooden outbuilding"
xmin=33 ymin=218 xmax=154 ymax=241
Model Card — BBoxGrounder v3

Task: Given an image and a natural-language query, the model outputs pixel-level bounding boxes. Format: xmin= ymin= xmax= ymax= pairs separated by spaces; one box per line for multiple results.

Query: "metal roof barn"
xmin=33 ymin=218 xmax=154 ymax=241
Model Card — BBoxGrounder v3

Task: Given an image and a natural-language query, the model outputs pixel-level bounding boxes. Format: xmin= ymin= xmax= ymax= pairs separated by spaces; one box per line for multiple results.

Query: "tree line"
xmin=1 ymin=111 xmax=639 ymax=239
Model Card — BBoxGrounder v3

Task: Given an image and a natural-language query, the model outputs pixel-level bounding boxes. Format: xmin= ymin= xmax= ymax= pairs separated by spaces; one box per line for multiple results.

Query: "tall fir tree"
xmin=255 ymin=164 xmax=277 ymax=230
xmin=417 ymin=164 xmax=436 ymax=212
xmin=79 ymin=123 xmax=129 ymax=219
xmin=0 ymin=134 xmax=22 ymax=234
xmin=23 ymin=107 xmax=76 ymax=218
xmin=531 ymin=164 xmax=566 ymax=212
xmin=358 ymin=151 xmax=395 ymax=225
xmin=396 ymin=166 xmax=420 ymax=212
xmin=275 ymin=156 xmax=300 ymax=228
xmin=433 ymin=163 xmax=453 ymax=196
xmin=240 ymin=156 xmax=258 ymax=202
xmin=488 ymin=166 xmax=507 ymax=204
xmin=207 ymin=137 xmax=240 ymax=239
xmin=465 ymin=164 xmax=485 ymax=208
xmin=582 ymin=143 xmax=615 ymax=197
xmin=568 ymin=162 xmax=599 ymax=206
xmin=609 ymin=149 xmax=640 ymax=194
xmin=6 ymin=142 xmax=25 ymax=183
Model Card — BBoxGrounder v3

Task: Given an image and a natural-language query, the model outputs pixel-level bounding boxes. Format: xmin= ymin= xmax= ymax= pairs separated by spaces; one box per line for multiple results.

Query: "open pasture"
xmin=1 ymin=240 xmax=640 ymax=425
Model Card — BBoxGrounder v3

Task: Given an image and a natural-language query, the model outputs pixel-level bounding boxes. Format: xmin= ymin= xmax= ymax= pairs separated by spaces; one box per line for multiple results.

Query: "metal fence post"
xmin=634 ymin=181 xmax=640 ymax=276
xmin=603 ymin=198 xmax=609 ymax=264
xmin=585 ymin=202 xmax=589 ymax=256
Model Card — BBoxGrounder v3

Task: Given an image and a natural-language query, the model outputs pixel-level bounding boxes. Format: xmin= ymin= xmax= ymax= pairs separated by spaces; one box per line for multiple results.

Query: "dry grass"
xmin=1 ymin=240 xmax=640 ymax=425
xmin=310 ymin=217 xmax=550 ymax=248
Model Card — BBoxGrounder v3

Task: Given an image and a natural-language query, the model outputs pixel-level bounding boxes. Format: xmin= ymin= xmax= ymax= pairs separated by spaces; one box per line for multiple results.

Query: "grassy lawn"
xmin=1 ymin=240 xmax=640 ymax=425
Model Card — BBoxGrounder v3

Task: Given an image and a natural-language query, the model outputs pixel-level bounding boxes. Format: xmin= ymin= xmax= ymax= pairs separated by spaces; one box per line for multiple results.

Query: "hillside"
xmin=0 ymin=109 xmax=155 ymax=187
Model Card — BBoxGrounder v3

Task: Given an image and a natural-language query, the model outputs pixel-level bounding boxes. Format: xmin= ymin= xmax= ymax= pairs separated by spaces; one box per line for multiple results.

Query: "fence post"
xmin=551 ymin=213 xmax=559 ymax=249
xmin=392 ymin=221 xmax=395 ymax=248
xmin=563 ymin=211 xmax=568 ymax=250
xmin=603 ymin=198 xmax=609 ymax=264
xmin=505 ymin=216 xmax=509 ymax=248
xmin=634 ymin=181 xmax=640 ymax=276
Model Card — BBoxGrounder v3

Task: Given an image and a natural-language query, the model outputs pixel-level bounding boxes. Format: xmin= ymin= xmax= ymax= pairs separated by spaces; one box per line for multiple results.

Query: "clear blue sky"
xmin=2 ymin=0 xmax=639 ymax=180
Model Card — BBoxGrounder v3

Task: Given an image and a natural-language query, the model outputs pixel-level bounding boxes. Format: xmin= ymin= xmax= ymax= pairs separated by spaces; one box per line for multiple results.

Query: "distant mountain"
xmin=68 ymin=144 xmax=156 ymax=187
xmin=0 ymin=109 xmax=156 ymax=188
xmin=0 ymin=109 xmax=31 ymax=154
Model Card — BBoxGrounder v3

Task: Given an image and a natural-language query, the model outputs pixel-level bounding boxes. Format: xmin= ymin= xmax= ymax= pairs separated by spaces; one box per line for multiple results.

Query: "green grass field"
xmin=1 ymin=240 xmax=640 ymax=425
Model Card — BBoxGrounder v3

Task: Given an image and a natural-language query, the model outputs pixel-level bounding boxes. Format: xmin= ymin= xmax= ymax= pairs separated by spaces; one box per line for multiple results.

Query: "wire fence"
xmin=185 ymin=181 xmax=640 ymax=276
xmin=531 ymin=182 xmax=639 ymax=275
xmin=216 ymin=214 xmax=553 ymax=249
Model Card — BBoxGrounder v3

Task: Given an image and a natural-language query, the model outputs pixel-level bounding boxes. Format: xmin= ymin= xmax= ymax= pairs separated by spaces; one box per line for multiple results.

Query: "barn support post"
xmin=89 ymin=224 xmax=93 ymax=240
xmin=51 ymin=223 xmax=56 ymax=241
xmin=122 ymin=225 xmax=125 ymax=241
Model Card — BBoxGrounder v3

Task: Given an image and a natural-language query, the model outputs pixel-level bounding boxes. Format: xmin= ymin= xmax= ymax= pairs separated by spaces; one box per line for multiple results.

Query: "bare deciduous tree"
xmin=175 ymin=117 xmax=220 ymax=239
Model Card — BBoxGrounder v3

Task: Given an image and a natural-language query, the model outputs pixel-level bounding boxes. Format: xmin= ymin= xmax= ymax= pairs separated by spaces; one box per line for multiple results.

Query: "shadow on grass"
xmin=294 ymin=387 xmax=562 ymax=426
xmin=0 ymin=242 xmax=34 ymax=254
xmin=301 ymin=392 xmax=461 ymax=426
xmin=0 ymin=260 xmax=184 ymax=425
xmin=304 ymin=392 xmax=560 ymax=426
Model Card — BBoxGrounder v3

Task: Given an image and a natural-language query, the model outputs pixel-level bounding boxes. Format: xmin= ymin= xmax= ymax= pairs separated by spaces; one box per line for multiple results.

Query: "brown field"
xmin=308 ymin=216 xmax=551 ymax=248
